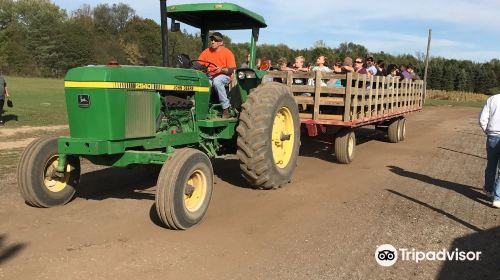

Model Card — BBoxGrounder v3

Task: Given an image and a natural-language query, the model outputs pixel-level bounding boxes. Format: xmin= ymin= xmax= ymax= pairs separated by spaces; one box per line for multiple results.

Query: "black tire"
xmin=387 ymin=119 xmax=400 ymax=143
xmin=398 ymin=118 xmax=406 ymax=141
xmin=236 ymin=82 xmax=300 ymax=189
xmin=155 ymin=148 xmax=213 ymax=230
xmin=334 ymin=129 xmax=356 ymax=164
xmin=17 ymin=137 xmax=81 ymax=207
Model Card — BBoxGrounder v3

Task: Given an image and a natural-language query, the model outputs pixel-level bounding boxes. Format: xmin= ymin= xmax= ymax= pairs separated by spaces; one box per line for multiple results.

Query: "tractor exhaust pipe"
xmin=160 ymin=0 xmax=169 ymax=67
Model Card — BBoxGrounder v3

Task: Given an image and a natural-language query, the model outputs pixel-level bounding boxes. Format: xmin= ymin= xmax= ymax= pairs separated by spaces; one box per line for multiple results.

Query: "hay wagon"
xmin=263 ymin=71 xmax=424 ymax=163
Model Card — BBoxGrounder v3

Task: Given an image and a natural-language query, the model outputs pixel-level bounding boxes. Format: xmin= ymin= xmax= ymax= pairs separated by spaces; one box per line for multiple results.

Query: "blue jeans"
xmin=485 ymin=135 xmax=500 ymax=201
xmin=209 ymin=75 xmax=231 ymax=110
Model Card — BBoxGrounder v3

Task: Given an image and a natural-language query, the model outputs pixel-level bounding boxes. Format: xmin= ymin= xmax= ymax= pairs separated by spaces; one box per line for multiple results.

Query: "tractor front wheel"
xmin=17 ymin=137 xmax=81 ymax=207
xmin=155 ymin=148 xmax=213 ymax=230
xmin=236 ymin=82 xmax=301 ymax=189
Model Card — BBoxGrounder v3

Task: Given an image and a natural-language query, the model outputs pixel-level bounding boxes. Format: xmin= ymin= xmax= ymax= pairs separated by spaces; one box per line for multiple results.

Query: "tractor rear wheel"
xmin=155 ymin=148 xmax=213 ymax=230
xmin=17 ymin=137 xmax=81 ymax=207
xmin=236 ymin=82 xmax=300 ymax=189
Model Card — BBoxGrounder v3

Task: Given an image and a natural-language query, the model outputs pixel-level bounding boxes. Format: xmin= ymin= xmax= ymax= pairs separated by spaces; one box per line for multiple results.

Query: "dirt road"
xmin=0 ymin=107 xmax=498 ymax=279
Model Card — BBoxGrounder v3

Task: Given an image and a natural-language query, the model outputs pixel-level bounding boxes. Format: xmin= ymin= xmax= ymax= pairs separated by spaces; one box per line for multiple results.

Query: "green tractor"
xmin=17 ymin=1 xmax=300 ymax=230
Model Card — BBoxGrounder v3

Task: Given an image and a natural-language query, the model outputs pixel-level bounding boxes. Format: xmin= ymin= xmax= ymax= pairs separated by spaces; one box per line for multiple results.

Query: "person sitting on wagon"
xmin=342 ymin=57 xmax=355 ymax=73
xmin=366 ymin=56 xmax=378 ymax=76
xmin=310 ymin=55 xmax=332 ymax=87
xmin=292 ymin=55 xmax=309 ymax=85
xmin=399 ymin=64 xmax=412 ymax=80
xmin=376 ymin=59 xmax=386 ymax=76
xmin=386 ymin=64 xmax=400 ymax=88
xmin=277 ymin=57 xmax=293 ymax=71
xmin=198 ymin=32 xmax=236 ymax=118
xmin=407 ymin=64 xmax=420 ymax=80
xmin=354 ymin=57 xmax=368 ymax=75
xmin=332 ymin=58 xmax=343 ymax=74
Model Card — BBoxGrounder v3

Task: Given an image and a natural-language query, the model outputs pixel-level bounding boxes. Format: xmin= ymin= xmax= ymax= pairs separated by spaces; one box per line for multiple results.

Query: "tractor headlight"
xmin=237 ymin=70 xmax=257 ymax=80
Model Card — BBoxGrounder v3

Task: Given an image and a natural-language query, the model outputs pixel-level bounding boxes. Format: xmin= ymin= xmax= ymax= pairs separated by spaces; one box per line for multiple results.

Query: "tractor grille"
xmin=125 ymin=91 xmax=155 ymax=138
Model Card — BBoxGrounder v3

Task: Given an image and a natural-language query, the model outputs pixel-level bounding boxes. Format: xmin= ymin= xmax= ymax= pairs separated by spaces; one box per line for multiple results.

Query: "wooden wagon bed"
xmin=263 ymin=71 xmax=424 ymax=128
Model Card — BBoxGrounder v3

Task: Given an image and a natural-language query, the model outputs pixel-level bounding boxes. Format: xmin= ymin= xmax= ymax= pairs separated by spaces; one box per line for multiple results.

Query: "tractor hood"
xmin=65 ymin=65 xmax=210 ymax=91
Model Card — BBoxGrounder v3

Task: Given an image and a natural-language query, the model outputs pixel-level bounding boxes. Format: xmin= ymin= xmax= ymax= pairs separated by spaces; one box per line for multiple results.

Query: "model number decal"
xmin=173 ymin=85 xmax=194 ymax=91
xmin=135 ymin=83 xmax=155 ymax=90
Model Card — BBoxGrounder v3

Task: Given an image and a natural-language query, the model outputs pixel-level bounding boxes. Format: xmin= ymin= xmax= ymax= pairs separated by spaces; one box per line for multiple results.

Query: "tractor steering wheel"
xmin=191 ymin=59 xmax=219 ymax=74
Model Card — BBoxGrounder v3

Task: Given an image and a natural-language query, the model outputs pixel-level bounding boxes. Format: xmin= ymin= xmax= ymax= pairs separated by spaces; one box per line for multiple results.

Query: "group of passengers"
xmin=269 ymin=55 xmax=421 ymax=84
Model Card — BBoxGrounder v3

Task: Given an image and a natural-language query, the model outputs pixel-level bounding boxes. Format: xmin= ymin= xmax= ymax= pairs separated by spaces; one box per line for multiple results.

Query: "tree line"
xmin=0 ymin=0 xmax=499 ymax=94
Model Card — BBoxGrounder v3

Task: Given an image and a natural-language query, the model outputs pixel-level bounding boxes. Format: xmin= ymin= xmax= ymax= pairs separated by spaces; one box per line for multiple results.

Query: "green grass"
xmin=424 ymin=90 xmax=488 ymax=108
xmin=3 ymin=76 xmax=68 ymax=127
xmin=424 ymin=99 xmax=486 ymax=108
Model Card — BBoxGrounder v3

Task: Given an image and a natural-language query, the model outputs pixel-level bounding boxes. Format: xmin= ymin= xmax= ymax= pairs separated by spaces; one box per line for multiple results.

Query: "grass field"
xmin=2 ymin=76 xmax=67 ymax=127
xmin=424 ymin=90 xmax=488 ymax=108
xmin=0 ymin=76 xmax=488 ymax=129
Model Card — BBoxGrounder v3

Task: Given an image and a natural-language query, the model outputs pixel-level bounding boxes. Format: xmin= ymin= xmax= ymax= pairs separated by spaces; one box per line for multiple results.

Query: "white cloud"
xmin=263 ymin=0 xmax=500 ymax=30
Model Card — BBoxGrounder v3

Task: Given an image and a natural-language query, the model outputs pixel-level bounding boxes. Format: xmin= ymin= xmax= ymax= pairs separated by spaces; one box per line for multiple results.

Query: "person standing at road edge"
xmin=479 ymin=94 xmax=500 ymax=208
xmin=0 ymin=75 xmax=10 ymax=125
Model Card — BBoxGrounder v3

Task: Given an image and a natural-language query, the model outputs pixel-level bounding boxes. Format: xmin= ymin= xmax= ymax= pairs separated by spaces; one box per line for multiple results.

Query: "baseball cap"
xmin=209 ymin=32 xmax=223 ymax=42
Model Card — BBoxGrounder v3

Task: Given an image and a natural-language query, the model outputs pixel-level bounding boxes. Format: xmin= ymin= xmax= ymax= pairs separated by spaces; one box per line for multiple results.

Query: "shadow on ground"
xmin=386 ymin=189 xmax=499 ymax=279
xmin=0 ymin=234 xmax=26 ymax=265
xmin=76 ymin=165 xmax=158 ymax=201
xmin=1 ymin=114 xmax=18 ymax=124
xmin=387 ymin=165 xmax=491 ymax=207
xmin=386 ymin=189 xmax=482 ymax=232
xmin=299 ymin=126 xmax=387 ymax=162
xmin=212 ymin=158 xmax=249 ymax=188
xmin=437 ymin=226 xmax=500 ymax=280
xmin=438 ymin=146 xmax=486 ymax=160
xmin=76 ymin=156 xmax=252 ymax=202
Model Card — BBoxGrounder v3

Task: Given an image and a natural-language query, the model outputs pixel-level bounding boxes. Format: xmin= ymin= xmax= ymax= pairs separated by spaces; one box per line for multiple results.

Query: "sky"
xmin=52 ymin=0 xmax=500 ymax=62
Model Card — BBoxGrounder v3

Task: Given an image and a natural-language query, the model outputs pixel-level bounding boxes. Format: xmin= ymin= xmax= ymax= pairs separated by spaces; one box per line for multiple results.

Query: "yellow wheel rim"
xmin=348 ymin=134 xmax=354 ymax=157
xmin=272 ymin=106 xmax=295 ymax=168
xmin=184 ymin=169 xmax=208 ymax=213
xmin=43 ymin=157 xmax=70 ymax=193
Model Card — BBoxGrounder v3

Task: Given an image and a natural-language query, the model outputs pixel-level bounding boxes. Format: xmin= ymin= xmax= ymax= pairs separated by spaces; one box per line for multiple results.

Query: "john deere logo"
xmin=78 ymin=94 xmax=90 ymax=108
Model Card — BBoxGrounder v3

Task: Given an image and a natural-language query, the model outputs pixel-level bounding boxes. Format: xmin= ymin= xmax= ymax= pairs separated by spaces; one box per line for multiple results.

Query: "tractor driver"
xmin=198 ymin=32 xmax=236 ymax=118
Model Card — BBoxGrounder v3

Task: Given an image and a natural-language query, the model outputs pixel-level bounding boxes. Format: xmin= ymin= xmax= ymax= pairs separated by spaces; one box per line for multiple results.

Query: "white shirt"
xmin=367 ymin=65 xmax=378 ymax=75
xmin=479 ymin=95 xmax=500 ymax=136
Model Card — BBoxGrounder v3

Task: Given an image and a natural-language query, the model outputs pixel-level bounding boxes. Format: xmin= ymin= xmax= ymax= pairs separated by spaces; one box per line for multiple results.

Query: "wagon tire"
xmin=334 ymin=129 xmax=356 ymax=164
xmin=398 ymin=118 xmax=406 ymax=141
xmin=387 ymin=119 xmax=400 ymax=143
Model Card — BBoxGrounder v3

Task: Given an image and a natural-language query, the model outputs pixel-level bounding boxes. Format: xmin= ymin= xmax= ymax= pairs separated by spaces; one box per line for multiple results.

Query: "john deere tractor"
xmin=17 ymin=1 xmax=300 ymax=230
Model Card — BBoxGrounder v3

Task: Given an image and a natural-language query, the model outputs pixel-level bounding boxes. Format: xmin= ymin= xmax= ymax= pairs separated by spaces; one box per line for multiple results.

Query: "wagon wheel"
xmin=334 ymin=129 xmax=356 ymax=164
xmin=387 ymin=119 xmax=401 ymax=143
